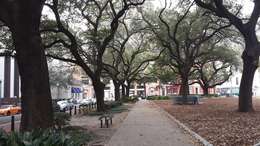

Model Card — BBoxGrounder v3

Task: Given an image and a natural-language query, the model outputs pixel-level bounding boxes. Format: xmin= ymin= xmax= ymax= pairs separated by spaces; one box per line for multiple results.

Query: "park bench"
xmin=172 ymin=95 xmax=200 ymax=105
xmin=99 ymin=114 xmax=113 ymax=128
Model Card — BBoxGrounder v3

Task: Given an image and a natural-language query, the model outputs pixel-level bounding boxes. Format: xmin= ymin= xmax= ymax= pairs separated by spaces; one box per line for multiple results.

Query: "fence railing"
xmin=64 ymin=102 xmax=97 ymax=116
xmin=4 ymin=102 xmax=97 ymax=132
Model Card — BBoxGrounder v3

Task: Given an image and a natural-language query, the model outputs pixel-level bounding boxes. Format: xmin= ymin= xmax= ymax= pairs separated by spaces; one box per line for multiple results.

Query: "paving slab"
xmin=107 ymin=100 xmax=196 ymax=146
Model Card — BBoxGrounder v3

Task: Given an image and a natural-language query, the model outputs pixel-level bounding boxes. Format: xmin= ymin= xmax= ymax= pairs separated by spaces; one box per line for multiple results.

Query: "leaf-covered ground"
xmin=155 ymin=97 xmax=260 ymax=146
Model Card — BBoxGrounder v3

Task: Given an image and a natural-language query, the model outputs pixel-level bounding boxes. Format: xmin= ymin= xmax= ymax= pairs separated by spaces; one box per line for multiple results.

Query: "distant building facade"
xmin=2 ymin=56 xmax=260 ymax=102
xmin=0 ymin=56 xmax=20 ymax=99
xmin=216 ymin=69 xmax=260 ymax=97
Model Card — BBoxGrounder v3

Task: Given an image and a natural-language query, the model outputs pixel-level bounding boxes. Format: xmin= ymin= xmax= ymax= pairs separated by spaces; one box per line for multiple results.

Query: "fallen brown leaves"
xmin=155 ymin=97 xmax=260 ymax=146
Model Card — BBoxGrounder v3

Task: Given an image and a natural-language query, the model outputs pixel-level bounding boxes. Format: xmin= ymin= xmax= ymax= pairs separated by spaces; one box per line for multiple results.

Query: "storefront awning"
xmin=71 ymin=87 xmax=81 ymax=93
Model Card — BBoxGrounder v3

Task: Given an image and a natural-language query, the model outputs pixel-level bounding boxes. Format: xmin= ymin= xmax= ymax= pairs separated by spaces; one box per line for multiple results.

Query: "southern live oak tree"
xmin=103 ymin=15 xmax=160 ymax=100
xmin=0 ymin=0 xmax=53 ymax=131
xmin=0 ymin=24 xmax=13 ymax=55
xmin=194 ymin=47 xmax=240 ymax=95
xmin=104 ymin=19 xmax=163 ymax=98
xmin=195 ymin=0 xmax=260 ymax=112
xmin=142 ymin=2 xmax=232 ymax=99
xmin=102 ymin=16 xmax=145 ymax=101
xmin=42 ymin=0 xmax=145 ymax=111
xmin=148 ymin=56 xmax=178 ymax=84
xmin=48 ymin=61 xmax=74 ymax=89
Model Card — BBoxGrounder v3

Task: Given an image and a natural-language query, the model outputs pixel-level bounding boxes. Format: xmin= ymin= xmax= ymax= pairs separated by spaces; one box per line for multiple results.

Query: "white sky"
xmin=43 ymin=0 xmax=255 ymax=21
xmin=150 ymin=0 xmax=254 ymax=16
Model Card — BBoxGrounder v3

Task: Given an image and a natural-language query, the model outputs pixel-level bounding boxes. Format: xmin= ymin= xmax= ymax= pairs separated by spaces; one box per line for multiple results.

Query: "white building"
xmin=216 ymin=69 xmax=260 ymax=97
xmin=0 ymin=57 xmax=20 ymax=99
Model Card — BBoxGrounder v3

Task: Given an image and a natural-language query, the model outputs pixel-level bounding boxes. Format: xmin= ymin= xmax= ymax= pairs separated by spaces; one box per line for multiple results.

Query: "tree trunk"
xmin=179 ymin=75 xmax=190 ymax=98
xmin=144 ymin=82 xmax=147 ymax=97
xmin=9 ymin=1 xmax=53 ymax=131
xmin=238 ymin=52 xmax=257 ymax=112
xmin=125 ymin=81 xmax=131 ymax=97
xmin=93 ymin=79 xmax=105 ymax=112
xmin=126 ymin=85 xmax=130 ymax=97
xmin=179 ymin=72 xmax=190 ymax=104
xmin=113 ymin=80 xmax=120 ymax=101
xmin=158 ymin=80 xmax=161 ymax=96
xmin=203 ymin=86 xmax=209 ymax=96
xmin=121 ymin=84 xmax=126 ymax=97
xmin=126 ymin=81 xmax=131 ymax=97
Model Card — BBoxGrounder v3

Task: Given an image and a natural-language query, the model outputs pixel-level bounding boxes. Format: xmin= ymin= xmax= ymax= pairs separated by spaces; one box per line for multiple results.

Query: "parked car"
xmin=57 ymin=100 xmax=74 ymax=111
xmin=90 ymin=98 xmax=96 ymax=104
xmin=69 ymin=98 xmax=78 ymax=104
xmin=78 ymin=99 xmax=92 ymax=105
xmin=0 ymin=105 xmax=21 ymax=116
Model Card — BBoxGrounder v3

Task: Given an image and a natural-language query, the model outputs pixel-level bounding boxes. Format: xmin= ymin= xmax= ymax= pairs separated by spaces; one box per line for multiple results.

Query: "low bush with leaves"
xmin=122 ymin=96 xmax=139 ymax=103
xmin=147 ymin=96 xmax=170 ymax=100
xmin=53 ymin=112 xmax=71 ymax=130
xmin=0 ymin=129 xmax=84 ymax=146
xmin=105 ymin=101 xmax=122 ymax=109
xmin=201 ymin=94 xmax=219 ymax=98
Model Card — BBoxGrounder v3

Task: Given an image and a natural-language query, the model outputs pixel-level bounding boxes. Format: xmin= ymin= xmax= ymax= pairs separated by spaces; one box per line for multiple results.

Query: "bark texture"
xmin=238 ymin=52 xmax=258 ymax=112
xmin=93 ymin=79 xmax=105 ymax=112
xmin=113 ymin=80 xmax=121 ymax=101
xmin=0 ymin=0 xmax=53 ymax=131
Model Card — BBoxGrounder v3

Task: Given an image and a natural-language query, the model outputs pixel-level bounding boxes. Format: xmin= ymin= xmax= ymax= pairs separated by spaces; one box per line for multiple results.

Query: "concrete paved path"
xmin=107 ymin=100 xmax=196 ymax=146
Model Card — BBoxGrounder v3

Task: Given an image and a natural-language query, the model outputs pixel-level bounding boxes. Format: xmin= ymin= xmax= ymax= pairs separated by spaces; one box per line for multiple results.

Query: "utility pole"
xmin=4 ymin=56 xmax=11 ymax=98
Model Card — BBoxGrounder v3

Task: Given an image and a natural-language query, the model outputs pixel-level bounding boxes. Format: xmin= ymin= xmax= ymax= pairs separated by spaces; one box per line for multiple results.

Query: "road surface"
xmin=0 ymin=114 xmax=21 ymax=131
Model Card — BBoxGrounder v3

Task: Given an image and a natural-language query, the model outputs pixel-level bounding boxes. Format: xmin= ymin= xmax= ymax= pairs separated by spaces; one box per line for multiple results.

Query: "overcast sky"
xmin=43 ymin=0 xmax=255 ymax=20
xmin=151 ymin=0 xmax=254 ymax=16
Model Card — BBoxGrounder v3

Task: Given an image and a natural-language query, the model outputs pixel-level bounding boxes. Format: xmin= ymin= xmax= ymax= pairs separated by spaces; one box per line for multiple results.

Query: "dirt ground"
xmin=70 ymin=103 xmax=134 ymax=146
xmin=155 ymin=97 xmax=260 ymax=146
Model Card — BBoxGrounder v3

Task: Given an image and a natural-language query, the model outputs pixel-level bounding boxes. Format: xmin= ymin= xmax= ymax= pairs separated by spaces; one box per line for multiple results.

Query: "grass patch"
xmin=147 ymin=96 xmax=170 ymax=100
xmin=109 ymin=105 xmax=128 ymax=113
xmin=87 ymin=102 xmax=129 ymax=116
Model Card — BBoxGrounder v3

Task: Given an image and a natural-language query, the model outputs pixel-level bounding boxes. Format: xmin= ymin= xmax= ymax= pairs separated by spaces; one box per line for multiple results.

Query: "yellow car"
xmin=0 ymin=105 xmax=21 ymax=116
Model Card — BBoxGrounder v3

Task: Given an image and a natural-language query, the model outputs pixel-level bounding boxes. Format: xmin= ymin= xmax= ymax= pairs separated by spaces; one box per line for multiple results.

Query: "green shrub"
xmin=147 ymin=96 xmax=170 ymax=100
xmin=0 ymin=129 xmax=82 ymax=146
xmin=109 ymin=105 xmax=128 ymax=113
xmin=104 ymin=101 xmax=122 ymax=109
xmin=62 ymin=126 xmax=92 ymax=145
xmin=110 ymin=101 xmax=122 ymax=108
xmin=201 ymin=94 xmax=219 ymax=98
xmin=122 ymin=96 xmax=139 ymax=103
xmin=53 ymin=112 xmax=71 ymax=130
xmin=207 ymin=94 xmax=219 ymax=97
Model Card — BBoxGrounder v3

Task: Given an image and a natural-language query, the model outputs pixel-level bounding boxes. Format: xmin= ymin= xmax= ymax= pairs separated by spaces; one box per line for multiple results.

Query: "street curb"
xmin=152 ymin=101 xmax=213 ymax=146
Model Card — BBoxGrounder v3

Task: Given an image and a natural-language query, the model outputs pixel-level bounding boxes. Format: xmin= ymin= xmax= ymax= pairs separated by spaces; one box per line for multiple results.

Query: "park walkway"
xmin=107 ymin=100 xmax=196 ymax=146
